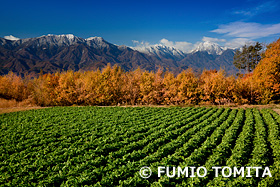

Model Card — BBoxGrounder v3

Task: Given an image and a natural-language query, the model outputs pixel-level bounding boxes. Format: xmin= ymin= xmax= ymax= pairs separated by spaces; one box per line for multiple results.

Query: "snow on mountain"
xmin=34 ymin=34 xmax=84 ymax=46
xmin=86 ymin=36 xmax=106 ymax=46
xmin=86 ymin=36 xmax=114 ymax=49
xmin=0 ymin=34 xmax=238 ymax=76
xmin=2 ymin=34 xmax=230 ymax=57
xmin=191 ymin=41 xmax=226 ymax=55
xmin=1 ymin=34 xmax=114 ymax=50
xmin=4 ymin=35 xmax=20 ymax=41
xmin=134 ymin=41 xmax=228 ymax=59
xmin=134 ymin=44 xmax=186 ymax=60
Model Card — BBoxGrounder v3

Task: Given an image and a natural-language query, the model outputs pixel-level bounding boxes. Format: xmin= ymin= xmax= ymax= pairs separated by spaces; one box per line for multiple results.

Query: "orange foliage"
xmin=0 ymin=72 xmax=29 ymax=101
xmin=252 ymin=38 xmax=280 ymax=103
xmin=177 ymin=69 xmax=199 ymax=104
xmin=121 ymin=68 xmax=142 ymax=105
xmin=163 ymin=71 xmax=179 ymax=104
xmin=200 ymin=69 xmax=235 ymax=104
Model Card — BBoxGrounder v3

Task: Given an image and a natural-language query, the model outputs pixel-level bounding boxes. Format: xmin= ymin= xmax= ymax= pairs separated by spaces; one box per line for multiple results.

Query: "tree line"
xmin=0 ymin=39 xmax=279 ymax=106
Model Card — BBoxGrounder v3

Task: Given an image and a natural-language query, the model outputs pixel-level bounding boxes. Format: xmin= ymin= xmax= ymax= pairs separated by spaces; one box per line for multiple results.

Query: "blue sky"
xmin=1 ymin=0 xmax=280 ymax=51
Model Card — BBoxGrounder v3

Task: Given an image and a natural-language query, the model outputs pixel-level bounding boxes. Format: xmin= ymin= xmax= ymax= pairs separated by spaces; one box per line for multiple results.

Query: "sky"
xmin=1 ymin=0 xmax=280 ymax=52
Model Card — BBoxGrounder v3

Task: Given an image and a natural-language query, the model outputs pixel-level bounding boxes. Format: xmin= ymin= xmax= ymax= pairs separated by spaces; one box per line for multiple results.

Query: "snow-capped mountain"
xmin=1 ymin=34 xmax=86 ymax=50
xmin=134 ymin=41 xmax=229 ymax=58
xmin=134 ymin=44 xmax=186 ymax=60
xmin=86 ymin=36 xmax=113 ymax=49
xmin=191 ymin=41 xmax=227 ymax=55
xmin=0 ymin=34 xmax=237 ymax=76
xmin=4 ymin=35 xmax=20 ymax=41
xmin=32 ymin=34 xmax=85 ymax=47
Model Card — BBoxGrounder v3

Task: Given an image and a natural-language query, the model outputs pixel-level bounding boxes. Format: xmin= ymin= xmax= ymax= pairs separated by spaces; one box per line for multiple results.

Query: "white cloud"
xmin=160 ymin=38 xmax=174 ymax=47
xmin=211 ymin=21 xmax=280 ymax=39
xmin=4 ymin=35 xmax=20 ymax=41
xmin=159 ymin=38 xmax=193 ymax=52
xmin=224 ymin=38 xmax=252 ymax=49
xmin=132 ymin=36 xmax=250 ymax=52
xmin=202 ymin=36 xmax=226 ymax=43
xmin=174 ymin=41 xmax=194 ymax=52
xmin=233 ymin=1 xmax=277 ymax=17
xmin=132 ymin=38 xmax=194 ymax=53
xmin=132 ymin=40 xmax=151 ymax=48
xmin=132 ymin=40 xmax=139 ymax=44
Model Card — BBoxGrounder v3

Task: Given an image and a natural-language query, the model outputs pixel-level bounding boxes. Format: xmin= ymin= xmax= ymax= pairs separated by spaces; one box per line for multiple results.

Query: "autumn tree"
xmin=150 ymin=68 xmax=164 ymax=104
xmin=162 ymin=71 xmax=179 ymax=104
xmin=55 ymin=71 xmax=80 ymax=105
xmin=177 ymin=69 xmax=200 ymax=104
xmin=108 ymin=65 xmax=124 ymax=105
xmin=232 ymin=74 xmax=260 ymax=104
xmin=76 ymin=70 xmax=102 ymax=105
xmin=32 ymin=73 xmax=60 ymax=106
xmin=200 ymin=69 xmax=234 ymax=104
xmin=0 ymin=72 xmax=30 ymax=101
xmin=139 ymin=71 xmax=155 ymax=105
xmin=121 ymin=68 xmax=142 ymax=105
xmin=252 ymin=38 xmax=280 ymax=103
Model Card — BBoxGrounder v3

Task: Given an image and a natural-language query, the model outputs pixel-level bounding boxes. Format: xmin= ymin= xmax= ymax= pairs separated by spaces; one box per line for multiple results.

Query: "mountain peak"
xmin=4 ymin=35 xmax=20 ymax=41
xmin=32 ymin=34 xmax=85 ymax=47
xmin=85 ymin=36 xmax=113 ymax=49
xmin=192 ymin=41 xmax=225 ymax=55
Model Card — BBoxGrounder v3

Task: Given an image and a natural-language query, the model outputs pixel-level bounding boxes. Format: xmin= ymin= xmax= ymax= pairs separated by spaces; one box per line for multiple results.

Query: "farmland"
xmin=0 ymin=106 xmax=280 ymax=186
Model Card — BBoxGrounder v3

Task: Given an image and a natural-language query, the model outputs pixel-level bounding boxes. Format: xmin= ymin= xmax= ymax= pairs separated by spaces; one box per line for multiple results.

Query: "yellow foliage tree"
xmin=162 ymin=71 xmax=179 ymax=105
xmin=76 ymin=70 xmax=102 ymax=105
xmin=0 ymin=72 xmax=28 ymax=101
xmin=55 ymin=71 xmax=79 ymax=105
xmin=139 ymin=71 xmax=155 ymax=104
xmin=200 ymin=69 xmax=234 ymax=104
xmin=32 ymin=73 xmax=59 ymax=106
xmin=121 ymin=68 xmax=142 ymax=105
xmin=232 ymin=74 xmax=256 ymax=104
xmin=177 ymin=69 xmax=200 ymax=104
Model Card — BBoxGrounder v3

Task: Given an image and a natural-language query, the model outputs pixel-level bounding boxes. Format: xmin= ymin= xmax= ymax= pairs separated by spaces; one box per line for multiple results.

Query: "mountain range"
xmin=0 ymin=34 xmax=237 ymax=76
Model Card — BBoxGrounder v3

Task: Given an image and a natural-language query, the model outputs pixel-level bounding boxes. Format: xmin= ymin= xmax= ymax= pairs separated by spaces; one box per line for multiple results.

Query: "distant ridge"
xmin=0 ymin=34 xmax=237 ymax=76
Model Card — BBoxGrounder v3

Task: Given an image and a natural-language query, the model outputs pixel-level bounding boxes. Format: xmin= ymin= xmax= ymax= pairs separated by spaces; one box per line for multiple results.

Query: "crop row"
xmin=257 ymin=109 xmax=280 ymax=186
xmin=95 ymin=108 xmax=223 ymax=186
xmin=118 ymin=108 xmax=232 ymax=186
xmin=54 ymin=107 xmax=210 ymax=185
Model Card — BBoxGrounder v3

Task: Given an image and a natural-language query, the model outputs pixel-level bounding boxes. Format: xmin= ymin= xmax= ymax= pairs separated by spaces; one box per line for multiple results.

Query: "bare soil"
xmin=0 ymin=107 xmax=47 ymax=114
xmin=1 ymin=100 xmax=280 ymax=115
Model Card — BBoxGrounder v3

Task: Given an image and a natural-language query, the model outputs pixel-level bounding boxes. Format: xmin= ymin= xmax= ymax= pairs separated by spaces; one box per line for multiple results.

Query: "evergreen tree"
xmin=233 ymin=42 xmax=263 ymax=73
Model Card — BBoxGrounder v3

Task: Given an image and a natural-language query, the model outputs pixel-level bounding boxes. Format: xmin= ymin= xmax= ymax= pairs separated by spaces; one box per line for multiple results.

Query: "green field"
xmin=0 ymin=106 xmax=280 ymax=186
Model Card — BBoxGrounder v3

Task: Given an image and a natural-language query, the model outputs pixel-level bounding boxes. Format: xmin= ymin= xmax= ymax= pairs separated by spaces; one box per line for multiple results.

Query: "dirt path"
xmin=272 ymin=108 xmax=280 ymax=115
xmin=0 ymin=107 xmax=47 ymax=114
